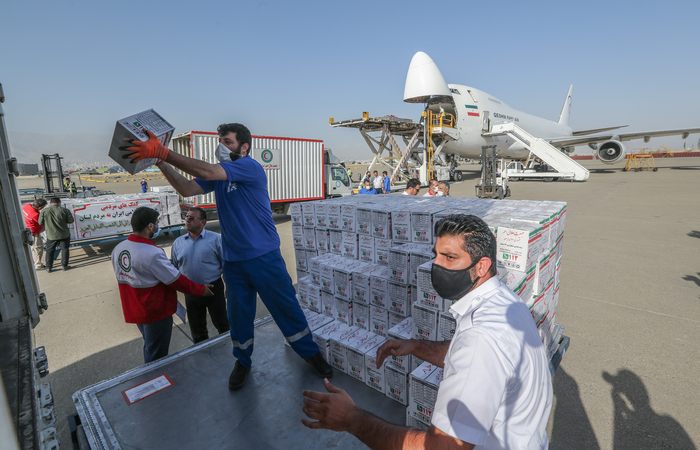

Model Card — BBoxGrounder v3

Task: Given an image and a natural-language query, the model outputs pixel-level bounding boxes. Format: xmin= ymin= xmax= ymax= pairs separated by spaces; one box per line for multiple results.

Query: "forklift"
xmin=475 ymin=146 xmax=511 ymax=199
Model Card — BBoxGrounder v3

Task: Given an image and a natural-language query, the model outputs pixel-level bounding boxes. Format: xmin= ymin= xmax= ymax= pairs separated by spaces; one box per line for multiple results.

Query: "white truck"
xmin=171 ymin=131 xmax=352 ymax=216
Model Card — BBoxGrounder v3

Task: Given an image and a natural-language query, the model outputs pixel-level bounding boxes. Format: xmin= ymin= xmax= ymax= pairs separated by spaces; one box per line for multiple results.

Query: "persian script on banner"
xmin=71 ymin=198 xmax=162 ymax=240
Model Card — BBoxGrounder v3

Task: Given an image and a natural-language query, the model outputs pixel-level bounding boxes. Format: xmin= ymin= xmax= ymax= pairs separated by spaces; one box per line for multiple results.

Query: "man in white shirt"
xmin=301 ymin=214 xmax=553 ymax=449
xmin=371 ymin=170 xmax=384 ymax=194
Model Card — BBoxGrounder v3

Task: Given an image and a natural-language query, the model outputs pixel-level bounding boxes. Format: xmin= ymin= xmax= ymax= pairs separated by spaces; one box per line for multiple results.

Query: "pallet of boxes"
xmin=291 ymin=194 xmax=566 ymax=431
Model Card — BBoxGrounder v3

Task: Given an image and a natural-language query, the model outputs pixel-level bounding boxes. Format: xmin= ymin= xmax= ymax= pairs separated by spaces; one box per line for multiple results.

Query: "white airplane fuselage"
xmin=436 ymin=84 xmax=573 ymax=160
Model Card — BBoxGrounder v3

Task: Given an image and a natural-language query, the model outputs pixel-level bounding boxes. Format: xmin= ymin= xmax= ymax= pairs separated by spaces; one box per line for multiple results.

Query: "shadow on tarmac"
xmin=550 ymin=368 xmax=601 ymax=449
xmin=602 ymin=369 xmax=696 ymax=449
xmin=688 ymin=231 xmax=700 ymax=239
xmin=552 ymin=368 xmax=696 ymax=449
xmin=681 ymin=273 xmax=700 ymax=294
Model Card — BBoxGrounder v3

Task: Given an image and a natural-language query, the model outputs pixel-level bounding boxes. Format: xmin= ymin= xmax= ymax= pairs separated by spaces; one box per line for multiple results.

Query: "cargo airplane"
xmin=404 ymin=51 xmax=700 ymax=170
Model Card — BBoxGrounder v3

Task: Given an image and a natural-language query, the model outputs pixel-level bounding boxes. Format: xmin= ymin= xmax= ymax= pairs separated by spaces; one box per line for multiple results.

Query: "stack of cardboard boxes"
xmin=290 ymin=195 xmax=567 ymax=428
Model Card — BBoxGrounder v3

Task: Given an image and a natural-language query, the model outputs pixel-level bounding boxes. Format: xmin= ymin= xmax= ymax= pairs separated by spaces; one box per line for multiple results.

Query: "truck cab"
xmin=324 ymin=149 xmax=352 ymax=198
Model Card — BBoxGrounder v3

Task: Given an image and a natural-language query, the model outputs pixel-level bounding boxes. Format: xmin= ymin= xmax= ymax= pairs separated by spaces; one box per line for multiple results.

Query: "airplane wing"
xmin=547 ymin=127 xmax=700 ymax=148
xmin=571 ymin=125 xmax=627 ymax=136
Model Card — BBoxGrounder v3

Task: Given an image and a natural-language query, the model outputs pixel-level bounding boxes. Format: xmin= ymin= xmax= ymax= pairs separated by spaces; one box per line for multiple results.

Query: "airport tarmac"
xmin=29 ymin=157 xmax=700 ymax=449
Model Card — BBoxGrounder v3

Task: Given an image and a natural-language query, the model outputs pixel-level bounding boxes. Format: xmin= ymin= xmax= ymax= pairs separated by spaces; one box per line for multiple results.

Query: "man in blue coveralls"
xmin=121 ymin=123 xmax=333 ymax=390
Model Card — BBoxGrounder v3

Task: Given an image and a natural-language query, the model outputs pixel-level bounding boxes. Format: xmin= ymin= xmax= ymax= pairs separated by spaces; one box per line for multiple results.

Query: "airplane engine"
xmin=597 ymin=140 xmax=627 ymax=164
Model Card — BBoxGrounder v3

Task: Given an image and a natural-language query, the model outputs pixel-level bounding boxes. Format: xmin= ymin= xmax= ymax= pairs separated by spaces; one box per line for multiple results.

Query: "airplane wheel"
xmin=455 ymin=171 xmax=463 ymax=181
xmin=496 ymin=187 xmax=504 ymax=200
xmin=542 ymin=177 xmax=554 ymax=183
xmin=653 ymin=168 xmax=658 ymax=172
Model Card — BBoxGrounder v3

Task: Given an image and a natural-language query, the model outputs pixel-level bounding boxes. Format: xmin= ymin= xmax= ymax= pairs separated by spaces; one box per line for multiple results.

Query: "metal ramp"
xmin=485 ymin=122 xmax=590 ymax=181
xmin=330 ymin=113 xmax=422 ymax=185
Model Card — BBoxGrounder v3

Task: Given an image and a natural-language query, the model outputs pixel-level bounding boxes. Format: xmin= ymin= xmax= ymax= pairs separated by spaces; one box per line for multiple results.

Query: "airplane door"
xmin=482 ymin=111 xmax=490 ymax=133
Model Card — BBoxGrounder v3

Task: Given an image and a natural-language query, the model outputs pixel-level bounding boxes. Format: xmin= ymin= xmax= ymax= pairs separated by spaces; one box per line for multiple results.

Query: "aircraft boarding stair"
xmin=486 ymin=122 xmax=590 ymax=181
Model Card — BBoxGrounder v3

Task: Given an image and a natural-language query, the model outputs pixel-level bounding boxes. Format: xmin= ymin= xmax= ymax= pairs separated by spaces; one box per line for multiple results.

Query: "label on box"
xmin=369 ymin=306 xmax=389 ymax=337
xmin=354 ymin=302 xmax=370 ymax=330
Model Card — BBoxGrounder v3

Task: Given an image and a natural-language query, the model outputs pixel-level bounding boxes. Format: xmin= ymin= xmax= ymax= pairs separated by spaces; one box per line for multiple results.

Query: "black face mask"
xmin=431 ymin=259 xmax=480 ymax=300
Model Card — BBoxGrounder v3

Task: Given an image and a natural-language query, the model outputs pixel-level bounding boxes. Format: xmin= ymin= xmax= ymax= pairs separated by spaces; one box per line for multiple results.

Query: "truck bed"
xmin=74 ymin=317 xmax=405 ymax=450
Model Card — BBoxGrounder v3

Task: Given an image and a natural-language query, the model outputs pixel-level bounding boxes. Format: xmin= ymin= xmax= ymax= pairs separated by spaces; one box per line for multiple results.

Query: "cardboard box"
xmin=302 ymin=204 xmax=316 ymax=228
xmin=356 ymin=206 xmax=373 ymax=236
xmin=290 ymin=203 xmax=303 ymax=226
xmin=109 ymin=109 xmax=175 ymax=175
xmin=388 ymin=281 xmax=411 ymax=316
xmin=365 ymin=342 xmax=388 ymax=393
xmin=330 ymin=326 xmax=366 ymax=374
xmin=411 ymin=207 xmax=445 ymax=244
xmin=321 ymin=290 xmax=335 ymax=318
xmin=335 ymin=297 xmax=353 ymax=325
xmin=307 ymin=283 xmax=321 ymax=313
xmin=410 ymin=355 xmax=426 ymax=372
xmin=294 ymin=248 xmax=308 ymax=271
xmin=341 ymin=232 xmax=359 ymax=259
xmin=303 ymin=227 xmax=317 ymax=250
xmin=353 ymin=264 xmax=380 ymax=305
xmin=499 ymin=265 xmax=535 ymax=303
xmin=359 ymin=235 xmax=375 ymax=263
xmin=301 ymin=307 xmax=318 ymax=322
xmin=316 ymin=228 xmax=330 ymax=254
xmin=371 ymin=208 xmax=392 ymax=239
xmin=327 ymin=204 xmax=342 ymax=230
xmin=416 ymin=261 xmax=446 ymax=309
xmin=314 ymin=202 xmax=328 ymax=228
xmin=340 ymin=204 xmax=357 ymax=232
xmin=334 ymin=260 xmax=366 ymax=300
xmin=374 ymin=238 xmax=392 ymax=266
xmin=306 ymin=314 xmax=334 ymax=333
xmin=296 ymin=276 xmax=311 ymax=308
xmin=406 ymin=408 xmax=430 ymax=430
xmin=370 ymin=266 xmax=391 ymax=309
xmin=389 ymin=311 xmax=407 ymax=329
xmin=353 ymin=302 xmax=370 ymax=331
xmin=369 ymin=306 xmax=389 ymax=337
xmin=408 ymin=245 xmax=435 ymax=286
xmin=346 ymin=332 xmax=381 ymax=382
xmin=438 ymin=311 xmax=456 ymax=341
xmin=386 ymin=317 xmax=413 ymax=373
xmin=497 ymin=222 xmax=542 ymax=273
xmin=292 ymin=225 xmax=304 ymax=249
xmin=391 ymin=208 xmax=412 ymax=243
xmin=308 ymin=253 xmax=336 ymax=286
xmin=347 ymin=333 xmax=386 ymax=384
xmin=386 ymin=365 xmax=410 ymax=405
xmin=329 ymin=229 xmax=343 ymax=255
xmin=408 ymin=362 xmax=441 ymax=426
xmin=312 ymin=321 xmax=348 ymax=363
xmin=412 ymin=302 xmax=439 ymax=341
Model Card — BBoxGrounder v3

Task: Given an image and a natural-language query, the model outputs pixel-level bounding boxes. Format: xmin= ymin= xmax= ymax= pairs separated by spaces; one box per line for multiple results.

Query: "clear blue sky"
xmin=2 ymin=0 xmax=698 ymax=164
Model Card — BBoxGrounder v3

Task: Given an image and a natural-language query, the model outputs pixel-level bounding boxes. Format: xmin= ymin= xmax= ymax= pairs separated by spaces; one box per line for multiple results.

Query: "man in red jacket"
xmin=22 ymin=198 xmax=48 ymax=269
xmin=112 ymin=207 xmax=214 ymax=363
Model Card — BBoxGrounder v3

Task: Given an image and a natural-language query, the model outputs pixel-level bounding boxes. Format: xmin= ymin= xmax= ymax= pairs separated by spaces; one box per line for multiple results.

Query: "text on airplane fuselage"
xmin=493 ymin=112 xmax=520 ymax=122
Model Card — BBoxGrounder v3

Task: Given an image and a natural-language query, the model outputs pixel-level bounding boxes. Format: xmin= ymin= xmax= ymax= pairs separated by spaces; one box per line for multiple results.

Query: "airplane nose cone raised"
xmin=403 ymin=51 xmax=451 ymax=103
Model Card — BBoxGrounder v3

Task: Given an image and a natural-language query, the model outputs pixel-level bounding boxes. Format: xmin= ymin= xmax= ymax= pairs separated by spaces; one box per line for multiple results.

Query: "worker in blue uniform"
xmin=121 ymin=123 xmax=333 ymax=391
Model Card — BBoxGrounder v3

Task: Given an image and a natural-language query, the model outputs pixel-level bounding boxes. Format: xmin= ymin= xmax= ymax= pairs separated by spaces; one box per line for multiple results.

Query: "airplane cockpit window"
xmin=449 ymin=88 xmax=461 ymax=95
xmin=331 ymin=167 xmax=350 ymax=186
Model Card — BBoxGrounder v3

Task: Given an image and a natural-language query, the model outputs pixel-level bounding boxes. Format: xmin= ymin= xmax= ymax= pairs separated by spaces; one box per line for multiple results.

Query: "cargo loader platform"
xmin=73 ymin=317 xmax=406 ymax=450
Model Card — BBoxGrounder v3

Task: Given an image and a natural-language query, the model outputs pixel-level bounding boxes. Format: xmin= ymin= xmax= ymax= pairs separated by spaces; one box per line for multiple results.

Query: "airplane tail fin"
xmin=558 ymin=85 xmax=574 ymax=125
